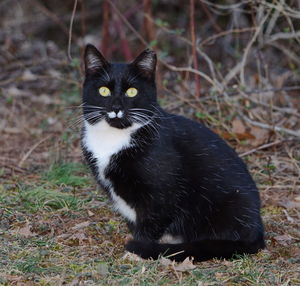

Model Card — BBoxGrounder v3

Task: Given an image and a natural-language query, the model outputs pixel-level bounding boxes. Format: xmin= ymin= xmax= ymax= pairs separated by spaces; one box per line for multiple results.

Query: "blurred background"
xmin=0 ymin=1 xmax=300 ymax=284
xmin=1 ymin=0 xmax=300 ymax=168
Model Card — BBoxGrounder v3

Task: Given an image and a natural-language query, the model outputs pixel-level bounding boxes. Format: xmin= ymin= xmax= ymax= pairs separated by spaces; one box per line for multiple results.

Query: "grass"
xmin=0 ymin=97 xmax=299 ymax=285
xmin=0 ymin=160 xmax=299 ymax=285
xmin=19 ymin=185 xmax=84 ymax=212
xmin=0 ymin=162 xmax=91 ymax=214
xmin=44 ymin=162 xmax=91 ymax=188
xmin=1 ymin=92 xmax=299 ymax=286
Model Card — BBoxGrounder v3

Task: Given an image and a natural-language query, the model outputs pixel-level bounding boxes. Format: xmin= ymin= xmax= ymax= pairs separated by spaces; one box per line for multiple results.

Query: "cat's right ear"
xmin=84 ymin=44 xmax=109 ymax=74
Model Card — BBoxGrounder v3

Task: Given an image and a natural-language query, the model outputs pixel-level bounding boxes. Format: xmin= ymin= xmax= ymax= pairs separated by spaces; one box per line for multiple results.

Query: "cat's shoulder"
xmin=164 ymin=112 xmax=217 ymax=138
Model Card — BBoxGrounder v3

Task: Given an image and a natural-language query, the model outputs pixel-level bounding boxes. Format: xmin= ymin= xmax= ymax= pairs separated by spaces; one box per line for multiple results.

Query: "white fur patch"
xmin=117 ymin=110 xmax=124 ymax=118
xmin=159 ymin=234 xmax=184 ymax=244
xmin=83 ymin=119 xmax=142 ymax=222
xmin=107 ymin=111 xmax=117 ymax=118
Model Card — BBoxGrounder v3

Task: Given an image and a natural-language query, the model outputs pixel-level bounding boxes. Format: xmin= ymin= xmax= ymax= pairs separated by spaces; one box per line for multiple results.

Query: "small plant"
xmin=19 ymin=185 xmax=84 ymax=212
xmin=44 ymin=162 xmax=90 ymax=187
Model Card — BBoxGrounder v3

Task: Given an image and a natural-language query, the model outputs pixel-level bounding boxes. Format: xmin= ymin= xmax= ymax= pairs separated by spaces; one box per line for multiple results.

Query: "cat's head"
xmin=83 ymin=44 xmax=157 ymax=129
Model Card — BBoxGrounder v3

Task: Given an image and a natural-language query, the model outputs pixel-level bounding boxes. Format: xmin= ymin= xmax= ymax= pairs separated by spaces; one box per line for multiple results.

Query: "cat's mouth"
xmin=105 ymin=111 xmax=132 ymax=129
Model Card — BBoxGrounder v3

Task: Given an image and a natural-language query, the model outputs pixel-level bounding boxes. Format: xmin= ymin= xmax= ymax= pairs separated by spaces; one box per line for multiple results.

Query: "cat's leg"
xmin=132 ymin=215 xmax=172 ymax=242
xmin=126 ymin=221 xmax=135 ymax=233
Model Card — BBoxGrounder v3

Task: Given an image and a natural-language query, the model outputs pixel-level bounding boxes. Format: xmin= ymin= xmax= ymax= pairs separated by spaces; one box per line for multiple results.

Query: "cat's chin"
xmin=106 ymin=118 xmax=132 ymax=129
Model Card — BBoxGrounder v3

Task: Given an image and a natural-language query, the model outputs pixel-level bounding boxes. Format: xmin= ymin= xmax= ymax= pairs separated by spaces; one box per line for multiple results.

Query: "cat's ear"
xmin=84 ymin=44 xmax=109 ymax=73
xmin=131 ymin=49 xmax=156 ymax=78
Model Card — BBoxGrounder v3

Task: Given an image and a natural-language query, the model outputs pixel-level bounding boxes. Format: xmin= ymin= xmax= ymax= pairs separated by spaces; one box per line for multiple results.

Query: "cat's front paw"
xmin=124 ymin=234 xmax=133 ymax=243
xmin=125 ymin=240 xmax=159 ymax=260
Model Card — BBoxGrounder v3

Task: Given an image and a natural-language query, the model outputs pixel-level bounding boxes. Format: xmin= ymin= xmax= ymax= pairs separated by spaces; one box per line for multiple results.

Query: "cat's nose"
xmin=112 ymin=104 xmax=121 ymax=113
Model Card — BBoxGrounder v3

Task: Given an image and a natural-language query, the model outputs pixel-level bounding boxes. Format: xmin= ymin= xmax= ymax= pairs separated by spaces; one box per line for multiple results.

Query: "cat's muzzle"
xmin=106 ymin=111 xmax=131 ymax=129
xmin=107 ymin=110 xmax=124 ymax=119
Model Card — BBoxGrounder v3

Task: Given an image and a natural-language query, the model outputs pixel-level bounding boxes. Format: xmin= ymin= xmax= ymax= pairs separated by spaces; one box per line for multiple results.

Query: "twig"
xmin=224 ymin=86 xmax=300 ymax=97
xmin=30 ymin=0 xmax=70 ymax=36
xmin=264 ymin=0 xmax=282 ymax=38
xmin=200 ymin=27 xmax=256 ymax=46
xmin=196 ymin=48 xmax=224 ymax=93
xmin=240 ymin=14 xmax=269 ymax=86
xmin=238 ymin=91 xmax=300 ymax=118
xmin=160 ymin=61 xmax=223 ymax=93
xmin=190 ymin=0 xmax=201 ymax=97
xmin=107 ymin=0 xmax=148 ymax=47
xmin=199 ymin=0 xmax=222 ymax=33
xmin=239 ymin=140 xmax=284 ymax=157
xmin=101 ymin=0 xmax=111 ymax=57
xmin=198 ymin=0 xmax=246 ymax=10
xmin=266 ymin=30 xmax=300 ymax=43
xmin=68 ymin=0 xmax=78 ymax=61
xmin=143 ymin=0 xmax=155 ymax=44
xmin=18 ymin=135 xmax=52 ymax=168
xmin=239 ymin=113 xmax=300 ymax=137
xmin=268 ymin=42 xmax=300 ymax=66
xmin=0 ymin=163 xmax=26 ymax=173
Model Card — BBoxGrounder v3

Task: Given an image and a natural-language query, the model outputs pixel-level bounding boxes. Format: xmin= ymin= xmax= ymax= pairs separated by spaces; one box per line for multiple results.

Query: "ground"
xmin=0 ymin=55 xmax=299 ymax=286
xmin=1 ymin=2 xmax=300 ymax=283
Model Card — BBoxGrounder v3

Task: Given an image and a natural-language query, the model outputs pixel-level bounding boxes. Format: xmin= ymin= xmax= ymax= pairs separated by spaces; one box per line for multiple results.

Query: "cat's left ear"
xmin=131 ymin=49 xmax=157 ymax=78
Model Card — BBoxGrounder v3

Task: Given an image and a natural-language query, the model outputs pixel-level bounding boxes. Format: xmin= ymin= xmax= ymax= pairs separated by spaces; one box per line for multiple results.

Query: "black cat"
xmin=81 ymin=44 xmax=265 ymax=262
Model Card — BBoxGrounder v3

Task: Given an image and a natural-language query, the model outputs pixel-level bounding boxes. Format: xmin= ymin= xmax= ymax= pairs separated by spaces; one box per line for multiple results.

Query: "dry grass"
xmin=1 ymin=1 xmax=300 ymax=285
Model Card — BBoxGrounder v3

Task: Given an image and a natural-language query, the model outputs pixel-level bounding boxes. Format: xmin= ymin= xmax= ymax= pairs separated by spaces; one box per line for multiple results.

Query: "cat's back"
xmin=161 ymin=111 xmax=257 ymax=189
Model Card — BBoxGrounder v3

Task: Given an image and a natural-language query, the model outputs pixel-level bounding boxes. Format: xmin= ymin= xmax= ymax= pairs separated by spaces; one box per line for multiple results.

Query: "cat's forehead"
xmin=106 ymin=63 xmax=137 ymax=84
xmin=110 ymin=63 xmax=129 ymax=75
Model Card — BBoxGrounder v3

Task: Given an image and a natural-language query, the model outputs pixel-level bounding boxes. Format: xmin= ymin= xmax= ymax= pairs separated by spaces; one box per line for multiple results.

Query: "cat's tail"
xmin=125 ymin=235 xmax=265 ymax=262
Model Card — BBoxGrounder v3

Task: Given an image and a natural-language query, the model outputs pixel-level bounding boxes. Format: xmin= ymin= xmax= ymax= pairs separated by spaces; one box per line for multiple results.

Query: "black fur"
xmin=81 ymin=44 xmax=265 ymax=262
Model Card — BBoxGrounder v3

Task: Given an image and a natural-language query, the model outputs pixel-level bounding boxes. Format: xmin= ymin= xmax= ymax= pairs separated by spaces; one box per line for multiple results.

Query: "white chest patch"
xmin=82 ymin=119 xmax=142 ymax=223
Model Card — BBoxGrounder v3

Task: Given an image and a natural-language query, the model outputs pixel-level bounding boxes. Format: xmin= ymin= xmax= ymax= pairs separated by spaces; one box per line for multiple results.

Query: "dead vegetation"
xmin=0 ymin=0 xmax=299 ymax=285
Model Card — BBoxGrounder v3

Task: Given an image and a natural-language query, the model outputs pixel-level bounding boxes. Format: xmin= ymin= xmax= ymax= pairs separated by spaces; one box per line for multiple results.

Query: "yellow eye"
xmin=126 ymin=87 xmax=138 ymax=98
xmin=99 ymin=86 xmax=111 ymax=97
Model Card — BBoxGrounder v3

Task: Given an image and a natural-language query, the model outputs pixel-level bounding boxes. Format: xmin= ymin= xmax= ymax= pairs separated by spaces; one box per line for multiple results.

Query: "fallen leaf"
xmin=1 ymin=274 xmax=22 ymax=283
xmin=13 ymin=222 xmax=37 ymax=238
xmin=215 ymin=272 xmax=229 ymax=279
xmin=68 ymin=278 xmax=79 ymax=286
xmin=249 ymin=126 xmax=270 ymax=146
xmin=58 ymin=232 xmax=89 ymax=246
xmin=173 ymin=257 xmax=196 ymax=271
xmin=122 ymin=251 xmax=144 ymax=261
xmin=71 ymin=221 xmax=90 ymax=230
xmin=232 ymin=117 xmax=246 ymax=134
xmin=141 ymin=265 xmax=146 ymax=274
xmin=294 ymin=195 xmax=300 ymax=202
xmin=228 ymin=117 xmax=255 ymax=141
xmin=283 ymin=209 xmax=294 ymax=223
xmin=197 ymin=282 xmax=216 ymax=286
xmin=274 ymin=234 xmax=293 ymax=245
xmin=160 ymin=256 xmax=173 ymax=267
xmin=290 ymin=247 xmax=300 ymax=258
xmin=87 ymin=210 xmax=95 ymax=217
xmin=21 ymin=70 xmax=37 ymax=81
xmin=279 ymin=200 xmax=300 ymax=210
